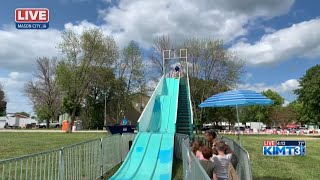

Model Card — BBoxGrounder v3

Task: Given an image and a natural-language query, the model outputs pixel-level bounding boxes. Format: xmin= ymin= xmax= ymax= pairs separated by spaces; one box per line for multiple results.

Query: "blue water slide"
xmin=110 ymin=76 xmax=180 ymax=180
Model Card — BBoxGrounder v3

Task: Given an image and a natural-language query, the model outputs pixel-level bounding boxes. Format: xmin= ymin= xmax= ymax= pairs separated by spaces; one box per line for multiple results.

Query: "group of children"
xmin=191 ymin=130 xmax=238 ymax=180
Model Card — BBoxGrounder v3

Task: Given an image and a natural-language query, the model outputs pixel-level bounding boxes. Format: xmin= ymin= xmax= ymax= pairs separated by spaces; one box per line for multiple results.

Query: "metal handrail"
xmin=186 ymin=75 xmax=193 ymax=125
xmin=174 ymin=74 xmax=180 ymax=123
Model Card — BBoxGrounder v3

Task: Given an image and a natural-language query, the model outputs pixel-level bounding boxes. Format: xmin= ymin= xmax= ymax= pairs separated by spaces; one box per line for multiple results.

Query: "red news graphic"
xmin=15 ymin=8 xmax=49 ymax=22
xmin=263 ymin=140 xmax=276 ymax=146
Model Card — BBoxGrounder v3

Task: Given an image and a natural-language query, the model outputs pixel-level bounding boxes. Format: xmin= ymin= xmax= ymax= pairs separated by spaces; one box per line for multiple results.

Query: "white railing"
xmin=174 ymin=74 xmax=180 ymax=124
xmin=186 ymin=75 xmax=193 ymax=125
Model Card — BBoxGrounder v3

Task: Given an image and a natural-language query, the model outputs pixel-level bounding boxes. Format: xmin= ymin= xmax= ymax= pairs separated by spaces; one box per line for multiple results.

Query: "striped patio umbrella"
xmin=199 ymin=90 xmax=273 ymax=143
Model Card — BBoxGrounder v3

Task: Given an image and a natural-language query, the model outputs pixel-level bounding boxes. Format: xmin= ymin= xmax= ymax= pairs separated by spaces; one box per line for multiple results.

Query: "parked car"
xmin=38 ymin=121 xmax=61 ymax=128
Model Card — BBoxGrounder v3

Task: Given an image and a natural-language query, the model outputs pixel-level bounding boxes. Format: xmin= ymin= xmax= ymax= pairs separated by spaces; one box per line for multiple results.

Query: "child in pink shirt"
xmin=191 ymin=140 xmax=204 ymax=160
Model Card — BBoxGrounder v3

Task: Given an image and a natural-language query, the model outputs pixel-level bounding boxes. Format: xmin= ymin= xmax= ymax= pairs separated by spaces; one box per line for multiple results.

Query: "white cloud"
xmin=280 ymin=79 xmax=299 ymax=92
xmin=238 ymin=79 xmax=299 ymax=93
xmin=99 ymin=0 xmax=294 ymax=48
xmin=283 ymin=101 xmax=290 ymax=107
xmin=0 ymin=26 xmax=61 ymax=72
xmin=230 ymin=18 xmax=320 ymax=65
xmin=264 ymin=27 xmax=276 ymax=33
xmin=238 ymin=79 xmax=299 ymax=104
xmin=0 ymin=72 xmax=32 ymax=113
xmin=0 ymin=0 xmax=295 ymax=114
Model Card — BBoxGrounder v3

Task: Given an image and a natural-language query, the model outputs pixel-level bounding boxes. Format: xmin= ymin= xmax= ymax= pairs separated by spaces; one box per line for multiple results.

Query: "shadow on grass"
xmin=254 ymin=176 xmax=295 ymax=180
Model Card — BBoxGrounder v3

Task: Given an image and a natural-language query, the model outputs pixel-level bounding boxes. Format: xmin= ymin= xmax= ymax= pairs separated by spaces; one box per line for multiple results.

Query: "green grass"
xmin=223 ymin=135 xmax=320 ymax=180
xmin=172 ymin=157 xmax=183 ymax=180
xmin=0 ymin=132 xmax=108 ymax=160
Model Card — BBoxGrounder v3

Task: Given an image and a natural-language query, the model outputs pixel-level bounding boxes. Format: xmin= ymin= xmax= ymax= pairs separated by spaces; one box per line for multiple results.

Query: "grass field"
xmin=0 ymin=132 xmax=108 ymax=160
xmin=223 ymin=134 xmax=320 ymax=180
xmin=3 ymin=132 xmax=318 ymax=179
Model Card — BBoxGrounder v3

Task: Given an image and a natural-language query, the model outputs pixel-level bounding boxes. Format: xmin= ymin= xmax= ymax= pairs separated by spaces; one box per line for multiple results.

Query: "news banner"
xmin=263 ymin=140 xmax=306 ymax=156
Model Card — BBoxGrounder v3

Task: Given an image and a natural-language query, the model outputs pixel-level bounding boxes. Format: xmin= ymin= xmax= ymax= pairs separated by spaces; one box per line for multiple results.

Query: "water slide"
xmin=110 ymin=76 xmax=180 ymax=180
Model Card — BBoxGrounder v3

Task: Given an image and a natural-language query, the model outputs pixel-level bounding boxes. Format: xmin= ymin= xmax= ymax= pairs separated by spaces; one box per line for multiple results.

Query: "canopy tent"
xmin=199 ymin=90 xmax=273 ymax=144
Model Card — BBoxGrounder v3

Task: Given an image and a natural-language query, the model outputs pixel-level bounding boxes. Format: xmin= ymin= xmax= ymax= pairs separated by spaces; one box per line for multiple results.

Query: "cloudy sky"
xmin=1 ymin=0 xmax=320 ymax=113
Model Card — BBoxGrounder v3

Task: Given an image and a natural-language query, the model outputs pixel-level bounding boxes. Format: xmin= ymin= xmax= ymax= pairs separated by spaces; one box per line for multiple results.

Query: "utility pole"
xmin=104 ymin=92 xmax=107 ymax=128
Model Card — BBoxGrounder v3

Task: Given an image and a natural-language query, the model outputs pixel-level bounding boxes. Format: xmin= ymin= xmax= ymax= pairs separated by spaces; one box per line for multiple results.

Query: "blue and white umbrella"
xmin=199 ymin=90 xmax=273 ymax=143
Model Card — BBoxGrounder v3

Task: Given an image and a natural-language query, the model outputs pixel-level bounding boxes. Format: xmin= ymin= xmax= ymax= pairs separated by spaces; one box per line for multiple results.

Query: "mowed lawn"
xmin=0 ymin=132 xmax=108 ymax=160
xmin=223 ymin=134 xmax=320 ymax=180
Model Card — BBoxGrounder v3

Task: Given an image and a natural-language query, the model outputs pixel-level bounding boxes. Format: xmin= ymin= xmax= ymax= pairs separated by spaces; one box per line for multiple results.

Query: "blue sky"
xmin=1 ymin=0 xmax=320 ymax=113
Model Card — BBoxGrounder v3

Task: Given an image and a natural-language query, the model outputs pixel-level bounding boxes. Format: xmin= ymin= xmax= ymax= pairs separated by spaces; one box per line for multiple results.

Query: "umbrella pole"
xmin=236 ymin=104 xmax=241 ymax=145
xmin=258 ymin=106 xmax=260 ymax=136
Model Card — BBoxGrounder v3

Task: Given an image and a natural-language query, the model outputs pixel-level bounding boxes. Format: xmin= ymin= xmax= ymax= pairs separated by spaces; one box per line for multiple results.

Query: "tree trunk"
xmin=46 ymin=119 xmax=50 ymax=129
xmin=68 ymin=108 xmax=76 ymax=133
xmin=50 ymin=115 xmax=55 ymax=128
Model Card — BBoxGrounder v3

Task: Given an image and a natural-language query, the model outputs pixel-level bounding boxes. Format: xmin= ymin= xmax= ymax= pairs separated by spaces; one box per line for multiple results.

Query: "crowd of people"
xmin=191 ymin=130 xmax=239 ymax=180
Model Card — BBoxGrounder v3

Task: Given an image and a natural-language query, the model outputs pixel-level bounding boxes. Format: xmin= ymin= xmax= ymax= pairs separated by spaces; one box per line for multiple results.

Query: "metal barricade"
xmin=180 ymin=133 xmax=252 ymax=180
xmin=101 ymin=135 xmax=121 ymax=174
xmin=62 ymin=139 xmax=102 ymax=180
xmin=0 ymin=149 xmax=61 ymax=180
xmin=221 ymin=136 xmax=252 ymax=180
xmin=176 ymin=133 xmax=211 ymax=180
xmin=0 ymin=133 xmax=136 ymax=180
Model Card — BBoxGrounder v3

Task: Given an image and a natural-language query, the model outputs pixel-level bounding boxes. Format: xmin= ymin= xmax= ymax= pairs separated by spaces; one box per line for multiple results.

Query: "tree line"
xmin=20 ymin=27 xmax=320 ymax=131
xmin=23 ymin=28 xmax=245 ymax=131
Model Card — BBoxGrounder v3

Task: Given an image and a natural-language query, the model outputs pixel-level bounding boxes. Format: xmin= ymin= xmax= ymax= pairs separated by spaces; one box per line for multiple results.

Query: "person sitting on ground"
xmin=205 ymin=129 xmax=238 ymax=169
xmin=191 ymin=140 xmax=204 ymax=160
xmin=211 ymin=141 xmax=233 ymax=180
xmin=199 ymin=146 xmax=215 ymax=179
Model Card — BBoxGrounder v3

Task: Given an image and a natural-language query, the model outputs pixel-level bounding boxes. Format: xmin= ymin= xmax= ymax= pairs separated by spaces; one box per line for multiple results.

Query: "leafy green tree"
xmin=0 ymin=84 xmax=6 ymax=116
xmin=270 ymin=106 xmax=298 ymax=127
xmin=263 ymin=89 xmax=284 ymax=106
xmin=81 ymin=67 xmax=117 ymax=129
xmin=35 ymin=106 xmax=51 ymax=121
xmin=56 ymin=28 xmax=118 ymax=132
xmin=15 ymin=112 xmax=30 ymax=117
xmin=288 ymin=100 xmax=304 ymax=125
xmin=114 ymin=41 xmax=145 ymax=121
xmin=294 ymin=64 xmax=320 ymax=124
xmin=240 ymin=89 xmax=284 ymax=125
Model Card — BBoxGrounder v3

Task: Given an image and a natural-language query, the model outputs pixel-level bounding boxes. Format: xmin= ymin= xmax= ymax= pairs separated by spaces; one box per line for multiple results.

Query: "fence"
xmin=175 ymin=133 xmax=253 ymax=180
xmin=175 ymin=133 xmax=211 ymax=180
xmin=220 ymin=136 xmax=252 ymax=180
xmin=0 ymin=133 xmax=136 ymax=180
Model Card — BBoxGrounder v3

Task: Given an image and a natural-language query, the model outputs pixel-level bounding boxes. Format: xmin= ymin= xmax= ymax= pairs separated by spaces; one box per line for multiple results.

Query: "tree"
xmin=263 ymin=89 xmax=284 ymax=106
xmin=294 ymin=65 xmax=320 ymax=124
xmin=270 ymin=106 xmax=297 ymax=127
xmin=81 ymin=67 xmax=116 ymax=129
xmin=240 ymin=89 xmax=284 ymax=125
xmin=56 ymin=28 xmax=118 ymax=132
xmin=25 ymin=57 xmax=61 ymax=128
xmin=114 ymin=41 xmax=145 ymax=120
xmin=288 ymin=100 xmax=304 ymax=125
xmin=183 ymin=39 xmax=244 ymax=125
xmin=149 ymin=35 xmax=173 ymax=78
xmin=0 ymin=83 xmax=6 ymax=116
xmin=15 ymin=112 xmax=30 ymax=117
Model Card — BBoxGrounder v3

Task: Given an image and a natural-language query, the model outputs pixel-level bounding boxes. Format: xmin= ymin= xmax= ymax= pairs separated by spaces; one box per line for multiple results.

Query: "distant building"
xmin=105 ymin=93 xmax=150 ymax=126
